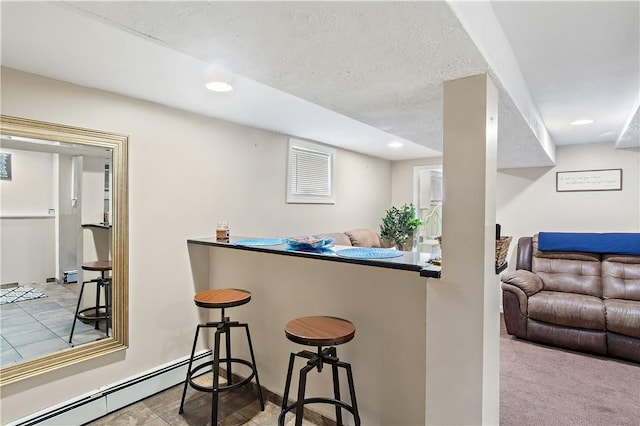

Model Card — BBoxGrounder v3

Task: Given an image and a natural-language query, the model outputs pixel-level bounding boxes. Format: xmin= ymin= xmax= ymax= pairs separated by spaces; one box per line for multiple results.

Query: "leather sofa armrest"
xmin=501 ymin=283 xmax=529 ymax=317
xmin=501 ymin=270 xmax=543 ymax=296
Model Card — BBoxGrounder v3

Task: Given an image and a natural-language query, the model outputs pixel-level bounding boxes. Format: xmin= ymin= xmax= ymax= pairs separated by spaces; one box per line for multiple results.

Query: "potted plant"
xmin=380 ymin=203 xmax=422 ymax=251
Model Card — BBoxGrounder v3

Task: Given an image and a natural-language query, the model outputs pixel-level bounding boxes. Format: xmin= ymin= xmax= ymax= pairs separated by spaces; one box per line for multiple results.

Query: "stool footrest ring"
xmin=188 ymin=358 xmax=256 ymax=393
xmin=76 ymin=306 xmax=110 ymax=321
xmin=279 ymin=397 xmax=357 ymax=422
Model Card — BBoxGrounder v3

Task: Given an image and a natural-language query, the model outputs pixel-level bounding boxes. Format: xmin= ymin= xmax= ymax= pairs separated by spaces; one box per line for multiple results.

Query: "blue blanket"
xmin=538 ymin=232 xmax=640 ymax=256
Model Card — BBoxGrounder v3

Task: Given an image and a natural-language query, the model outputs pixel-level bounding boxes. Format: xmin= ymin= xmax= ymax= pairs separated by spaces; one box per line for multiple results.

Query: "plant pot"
xmin=383 ymin=235 xmax=415 ymax=251
xmin=381 ymin=238 xmax=395 ymax=249
xmin=401 ymin=238 xmax=414 ymax=252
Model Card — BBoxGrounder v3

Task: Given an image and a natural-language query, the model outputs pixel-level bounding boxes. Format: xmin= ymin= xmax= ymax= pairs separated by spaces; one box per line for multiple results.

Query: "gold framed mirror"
xmin=0 ymin=115 xmax=128 ymax=386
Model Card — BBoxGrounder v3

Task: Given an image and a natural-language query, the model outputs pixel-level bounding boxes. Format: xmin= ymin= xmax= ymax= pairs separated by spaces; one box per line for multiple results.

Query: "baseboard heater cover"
xmin=7 ymin=350 xmax=212 ymax=426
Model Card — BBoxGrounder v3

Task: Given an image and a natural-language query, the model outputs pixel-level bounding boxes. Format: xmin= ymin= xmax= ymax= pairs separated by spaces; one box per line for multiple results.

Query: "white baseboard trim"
xmin=7 ymin=350 xmax=212 ymax=426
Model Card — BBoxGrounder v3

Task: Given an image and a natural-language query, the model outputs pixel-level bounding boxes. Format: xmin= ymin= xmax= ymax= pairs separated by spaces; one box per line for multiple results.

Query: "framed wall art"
xmin=0 ymin=153 xmax=11 ymax=180
xmin=556 ymin=168 xmax=622 ymax=192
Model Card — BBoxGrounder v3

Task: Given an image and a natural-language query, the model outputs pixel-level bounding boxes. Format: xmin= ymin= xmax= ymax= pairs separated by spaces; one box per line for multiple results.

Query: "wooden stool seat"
xmin=193 ymin=288 xmax=251 ymax=309
xmin=81 ymin=260 xmax=112 ymax=272
xmin=285 ymin=316 xmax=355 ymax=347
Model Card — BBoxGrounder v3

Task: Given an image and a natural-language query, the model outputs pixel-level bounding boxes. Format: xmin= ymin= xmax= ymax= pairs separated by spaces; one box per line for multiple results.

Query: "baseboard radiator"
xmin=7 ymin=351 xmax=212 ymax=426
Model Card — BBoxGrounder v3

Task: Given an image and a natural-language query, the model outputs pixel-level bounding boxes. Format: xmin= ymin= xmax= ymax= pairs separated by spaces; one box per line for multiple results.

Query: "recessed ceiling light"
xmin=204 ymin=63 xmax=234 ymax=92
xmin=570 ymin=119 xmax=594 ymax=126
xmin=205 ymin=81 xmax=233 ymax=92
xmin=388 ymin=141 xmax=403 ymax=149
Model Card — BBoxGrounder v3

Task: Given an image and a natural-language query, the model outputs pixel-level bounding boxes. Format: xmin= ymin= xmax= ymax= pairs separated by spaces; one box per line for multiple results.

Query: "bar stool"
xmin=179 ymin=288 xmax=264 ymax=425
xmin=69 ymin=260 xmax=112 ymax=344
xmin=278 ymin=316 xmax=360 ymax=426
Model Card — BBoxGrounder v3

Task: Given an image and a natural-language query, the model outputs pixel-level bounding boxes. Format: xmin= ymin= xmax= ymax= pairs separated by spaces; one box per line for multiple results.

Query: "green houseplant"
xmin=380 ymin=203 xmax=422 ymax=250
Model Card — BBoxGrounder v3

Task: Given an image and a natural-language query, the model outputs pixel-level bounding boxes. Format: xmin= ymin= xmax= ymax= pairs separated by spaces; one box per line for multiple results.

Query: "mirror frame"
xmin=0 ymin=115 xmax=128 ymax=386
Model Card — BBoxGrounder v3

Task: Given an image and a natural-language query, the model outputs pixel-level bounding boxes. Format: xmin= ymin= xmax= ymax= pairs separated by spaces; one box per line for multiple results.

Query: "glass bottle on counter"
xmin=216 ymin=220 xmax=230 ymax=243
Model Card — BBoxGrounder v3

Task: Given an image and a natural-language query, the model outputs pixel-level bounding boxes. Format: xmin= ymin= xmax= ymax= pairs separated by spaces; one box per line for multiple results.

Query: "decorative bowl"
xmin=285 ymin=236 xmax=334 ymax=252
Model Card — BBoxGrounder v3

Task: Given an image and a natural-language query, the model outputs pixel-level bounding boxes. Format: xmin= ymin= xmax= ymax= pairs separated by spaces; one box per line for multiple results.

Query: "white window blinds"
xmin=286 ymin=138 xmax=335 ymax=204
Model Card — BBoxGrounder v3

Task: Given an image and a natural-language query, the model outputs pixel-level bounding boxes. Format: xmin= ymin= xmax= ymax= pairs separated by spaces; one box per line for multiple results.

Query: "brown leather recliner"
xmin=501 ymin=234 xmax=640 ymax=363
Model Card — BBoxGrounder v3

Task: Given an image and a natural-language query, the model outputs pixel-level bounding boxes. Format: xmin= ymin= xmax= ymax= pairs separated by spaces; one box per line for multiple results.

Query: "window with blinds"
xmin=286 ymin=138 xmax=335 ymax=204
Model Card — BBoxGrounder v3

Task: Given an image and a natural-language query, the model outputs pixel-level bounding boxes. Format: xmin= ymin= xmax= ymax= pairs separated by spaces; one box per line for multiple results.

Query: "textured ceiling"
xmin=66 ymin=1 xmax=491 ymax=153
xmin=1 ymin=1 xmax=638 ymax=167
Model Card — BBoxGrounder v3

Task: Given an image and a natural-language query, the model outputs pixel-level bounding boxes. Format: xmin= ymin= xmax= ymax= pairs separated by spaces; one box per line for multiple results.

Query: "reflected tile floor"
xmin=85 ymin=380 xmax=333 ymax=426
xmin=0 ymin=281 xmax=110 ymax=367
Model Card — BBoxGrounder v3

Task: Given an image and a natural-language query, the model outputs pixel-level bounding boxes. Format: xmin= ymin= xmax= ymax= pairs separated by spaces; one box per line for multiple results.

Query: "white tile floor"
xmin=0 ymin=281 xmax=110 ymax=367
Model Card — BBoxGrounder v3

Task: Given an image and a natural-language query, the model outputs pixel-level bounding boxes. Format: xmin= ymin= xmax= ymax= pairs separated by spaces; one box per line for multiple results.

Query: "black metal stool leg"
xmin=69 ymin=281 xmax=88 ymax=344
xmin=212 ymin=324 xmax=223 ymax=426
xmin=104 ymin=279 xmax=112 ymax=337
xmin=344 ymin=362 xmax=361 ymax=426
xmin=244 ymin=324 xmax=265 ymax=410
xmin=218 ymin=308 xmax=231 ymax=388
xmin=278 ymin=352 xmax=297 ymax=425
xmin=179 ymin=324 xmax=202 ymax=414
xmin=281 ymin=353 xmax=297 ymax=410
xmin=331 ymin=348 xmax=343 ymax=426
xmin=225 ymin=326 xmax=232 ymax=386
xmin=295 ymin=362 xmax=315 ymax=426
xmin=93 ymin=279 xmax=101 ymax=330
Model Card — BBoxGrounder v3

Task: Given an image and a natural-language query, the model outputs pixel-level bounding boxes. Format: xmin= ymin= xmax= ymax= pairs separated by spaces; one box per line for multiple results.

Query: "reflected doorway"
xmin=413 ymin=166 xmax=442 ymax=255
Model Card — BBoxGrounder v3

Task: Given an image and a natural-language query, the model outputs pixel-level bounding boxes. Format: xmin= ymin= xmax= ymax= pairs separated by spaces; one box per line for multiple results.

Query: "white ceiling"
xmin=1 ymin=1 xmax=638 ymax=167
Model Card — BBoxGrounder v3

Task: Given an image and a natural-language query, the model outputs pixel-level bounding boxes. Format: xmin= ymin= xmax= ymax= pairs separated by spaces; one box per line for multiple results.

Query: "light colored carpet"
xmin=500 ymin=316 xmax=640 ymax=426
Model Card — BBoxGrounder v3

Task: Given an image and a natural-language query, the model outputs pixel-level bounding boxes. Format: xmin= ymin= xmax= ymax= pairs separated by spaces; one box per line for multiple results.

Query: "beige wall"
xmin=0 ymin=67 xmax=392 ymax=422
xmin=0 ymin=148 xmax=55 ymax=216
xmin=497 ymin=142 xmax=640 ymax=266
xmin=0 ymin=149 xmax=56 ymax=285
xmin=0 ymin=218 xmax=55 ymax=286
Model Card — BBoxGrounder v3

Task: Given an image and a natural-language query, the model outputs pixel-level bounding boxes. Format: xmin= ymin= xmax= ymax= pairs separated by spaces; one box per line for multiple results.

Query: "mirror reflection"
xmin=416 ymin=167 xmax=443 ymax=255
xmin=0 ymin=115 xmax=128 ymax=385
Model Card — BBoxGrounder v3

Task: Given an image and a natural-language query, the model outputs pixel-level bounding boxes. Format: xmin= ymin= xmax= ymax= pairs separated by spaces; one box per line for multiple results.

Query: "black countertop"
xmin=81 ymin=223 xmax=112 ymax=229
xmin=187 ymin=236 xmax=442 ymax=278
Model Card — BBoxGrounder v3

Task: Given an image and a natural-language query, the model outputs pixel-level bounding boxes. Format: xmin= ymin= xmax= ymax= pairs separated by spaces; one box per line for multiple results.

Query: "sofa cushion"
xmin=532 ymin=258 xmax=602 ymax=297
xmin=602 ymin=255 xmax=640 ymax=301
xmin=344 ymin=228 xmax=381 ymax=248
xmin=604 ymin=299 xmax=640 ymax=338
xmin=314 ymin=233 xmax=352 ymax=246
xmin=532 ymin=234 xmax=602 ymax=297
xmin=528 ymin=291 xmax=605 ymax=331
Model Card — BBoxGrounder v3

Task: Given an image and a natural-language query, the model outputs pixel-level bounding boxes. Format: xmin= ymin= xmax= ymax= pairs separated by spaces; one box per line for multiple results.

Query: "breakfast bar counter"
xmin=187 ymin=235 xmax=442 ymax=278
xmin=186 ymin=235 xmax=433 ymax=425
